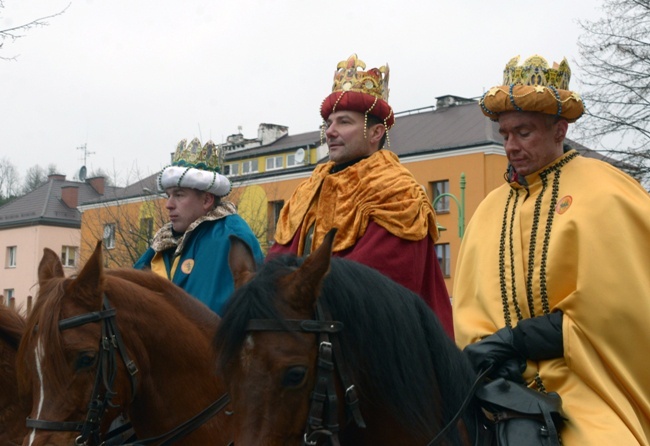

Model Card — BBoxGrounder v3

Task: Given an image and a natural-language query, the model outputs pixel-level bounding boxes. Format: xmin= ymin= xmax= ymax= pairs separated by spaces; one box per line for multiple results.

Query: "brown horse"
xmin=0 ymin=305 xmax=30 ymax=446
xmin=17 ymin=243 xmax=233 ymax=446
xmin=216 ymin=229 xmax=484 ymax=446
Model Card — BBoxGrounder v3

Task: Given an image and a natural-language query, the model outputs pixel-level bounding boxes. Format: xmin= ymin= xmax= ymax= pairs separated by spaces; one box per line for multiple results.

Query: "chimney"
xmin=87 ymin=176 xmax=105 ymax=195
xmin=61 ymin=185 xmax=79 ymax=208
xmin=48 ymin=174 xmax=66 ymax=181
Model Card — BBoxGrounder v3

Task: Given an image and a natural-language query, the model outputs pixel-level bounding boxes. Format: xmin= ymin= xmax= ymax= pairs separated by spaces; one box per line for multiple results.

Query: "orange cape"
xmin=274 ymin=150 xmax=438 ymax=254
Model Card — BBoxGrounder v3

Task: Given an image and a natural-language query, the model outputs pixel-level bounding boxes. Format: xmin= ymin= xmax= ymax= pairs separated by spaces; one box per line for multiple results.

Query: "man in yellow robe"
xmin=454 ymin=55 xmax=650 ymax=445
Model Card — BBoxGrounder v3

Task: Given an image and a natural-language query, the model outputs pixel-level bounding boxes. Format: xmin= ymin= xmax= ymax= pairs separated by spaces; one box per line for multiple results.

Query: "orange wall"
xmin=80 ymin=198 xmax=167 ymax=267
xmin=77 ymin=150 xmax=507 ymax=298
xmin=403 ymin=152 xmax=507 ymax=296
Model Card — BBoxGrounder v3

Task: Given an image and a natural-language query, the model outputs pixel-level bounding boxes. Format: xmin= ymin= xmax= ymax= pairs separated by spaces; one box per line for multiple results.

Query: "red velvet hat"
xmin=320 ymin=54 xmax=394 ymax=129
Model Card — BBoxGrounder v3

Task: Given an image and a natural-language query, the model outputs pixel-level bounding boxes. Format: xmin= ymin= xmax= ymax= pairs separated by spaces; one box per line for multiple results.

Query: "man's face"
xmin=324 ymin=110 xmax=379 ymax=165
xmin=498 ymin=111 xmax=568 ymax=177
xmin=165 ymin=187 xmax=211 ymax=233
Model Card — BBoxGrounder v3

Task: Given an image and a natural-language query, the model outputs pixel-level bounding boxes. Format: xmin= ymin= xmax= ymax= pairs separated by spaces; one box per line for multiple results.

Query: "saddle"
xmin=475 ymin=378 xmax=565 ymax=446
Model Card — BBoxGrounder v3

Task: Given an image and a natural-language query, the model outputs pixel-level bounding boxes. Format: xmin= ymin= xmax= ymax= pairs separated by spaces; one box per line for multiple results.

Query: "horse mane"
xmin=0 ymin=305 xmax=25 ymax=351
xmin=18 ymin=267 xmax=219 ymax=399
xmin=106 ymin=268 xmax=219 ymax=331
xmin=0 ymin=305 xmax=28 ymax=444
xmin=216 ymin=254 xmax=477 ymax=440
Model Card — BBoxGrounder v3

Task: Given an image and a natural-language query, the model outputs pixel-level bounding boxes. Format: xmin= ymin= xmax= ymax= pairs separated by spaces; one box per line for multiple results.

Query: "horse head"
xmin=221 ymin=227 xmax=482 ymax=445
xmin=19 ymin=242 xmax=233 ymax=446
xmin=220 ymin=229 xmax=354 ymax=445
xmin=18 ymin=242 xmax=128 ymax=446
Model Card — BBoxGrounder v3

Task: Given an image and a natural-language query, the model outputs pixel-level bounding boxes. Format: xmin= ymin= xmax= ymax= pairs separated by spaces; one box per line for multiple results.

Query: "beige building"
xmin=0 ymin=175 xmax=120 ymax=312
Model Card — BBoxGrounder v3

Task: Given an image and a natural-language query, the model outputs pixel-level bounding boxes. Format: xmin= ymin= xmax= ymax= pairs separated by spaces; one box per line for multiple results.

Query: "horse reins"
xmin=26 ymin=294 xmax=231 ymax=446
xmin=246 ymin=300 xmax=365 ymax=446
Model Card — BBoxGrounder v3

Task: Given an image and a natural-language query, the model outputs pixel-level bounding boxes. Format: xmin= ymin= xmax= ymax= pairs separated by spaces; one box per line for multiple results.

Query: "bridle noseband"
xmin=26 ymin=295 xmax=138 ymax=446
xmin=246 ymin=301 xmax=365 ymax=446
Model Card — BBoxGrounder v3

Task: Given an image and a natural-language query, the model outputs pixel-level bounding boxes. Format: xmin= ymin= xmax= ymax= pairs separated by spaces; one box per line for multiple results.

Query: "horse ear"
xmin=38 ymin=248 xmax=65 ymax=284
xmin=283 ymin=228 xmax=337 ymax=312
xmin=228 ymin=235 xmax=257 ymax=288
xmin=68 ymin=241 xmax=105 ymax=308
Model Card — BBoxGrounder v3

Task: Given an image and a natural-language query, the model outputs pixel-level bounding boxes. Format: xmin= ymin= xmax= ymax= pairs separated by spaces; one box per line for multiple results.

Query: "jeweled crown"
xmin=172 ymin=137 xmax=223 ymax=173
xmin=331 ymin=54 xmax=390 ymax=101
xmin=503 ymin=55 xmax=571 ymax=90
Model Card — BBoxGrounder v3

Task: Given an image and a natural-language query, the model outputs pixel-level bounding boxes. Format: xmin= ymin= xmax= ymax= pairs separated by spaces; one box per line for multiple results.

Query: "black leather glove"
xmin=464 ymin=312 xmax=564 ymax=380
xmin=464 ymin=326 xmax=526 ymax=380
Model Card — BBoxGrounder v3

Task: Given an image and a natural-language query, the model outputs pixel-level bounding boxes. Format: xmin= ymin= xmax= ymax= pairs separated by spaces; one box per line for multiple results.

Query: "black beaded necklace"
xmin=498 ymin=150 xmax=579 ymax=327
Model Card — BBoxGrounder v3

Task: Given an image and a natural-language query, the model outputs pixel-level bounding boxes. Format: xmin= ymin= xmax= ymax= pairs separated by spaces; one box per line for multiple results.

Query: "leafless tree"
xmin=80 ymin=191 xmax=168 ymax=268
xmin=0 ymin=157 xmax=20 ymax=204
xmin=0 ymin=1 xmax=69 ymax=60
xmin=575 ymin=0 xmax=650 ymax=185
xmin=227 ymin=178 xmax=286 ymax=255
xmin=21 ymin=163 xmax=58 ymax=194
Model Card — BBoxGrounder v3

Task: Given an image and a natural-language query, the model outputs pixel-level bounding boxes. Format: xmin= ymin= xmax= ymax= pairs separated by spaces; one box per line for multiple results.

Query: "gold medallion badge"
xmin=556 ymin=196 xmax=573 ymax=214
xmin=181 ymin=259 xmax=195 ymax=274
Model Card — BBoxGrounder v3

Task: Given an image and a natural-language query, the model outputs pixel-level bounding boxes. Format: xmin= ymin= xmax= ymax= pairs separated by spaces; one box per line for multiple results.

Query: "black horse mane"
xmin=216 ymin=254 xmax=478 ymax=442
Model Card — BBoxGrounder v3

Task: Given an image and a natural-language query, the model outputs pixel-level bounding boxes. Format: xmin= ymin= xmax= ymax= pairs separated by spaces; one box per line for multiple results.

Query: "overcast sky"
xmin=1 ymin=0 xmax=604 ymax=186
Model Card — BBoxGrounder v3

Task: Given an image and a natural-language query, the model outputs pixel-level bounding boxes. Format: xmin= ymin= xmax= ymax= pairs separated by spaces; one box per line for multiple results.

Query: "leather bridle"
xmin=246 ymin=301 xmax=365 ymax=446
xmin=26 ymin=295 xmax=232 ymax=446
xmin=26 ymin=295 xmax=138 ymax=445
xmin=247 ymin=300 xmax=489 ymax=446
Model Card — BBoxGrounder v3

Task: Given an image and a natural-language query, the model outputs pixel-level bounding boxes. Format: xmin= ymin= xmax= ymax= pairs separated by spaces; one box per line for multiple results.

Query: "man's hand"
xmin=463 ymin=327 xmax=526 ymax=381
xmin=464 ymin=311 xmax=564 ymax=381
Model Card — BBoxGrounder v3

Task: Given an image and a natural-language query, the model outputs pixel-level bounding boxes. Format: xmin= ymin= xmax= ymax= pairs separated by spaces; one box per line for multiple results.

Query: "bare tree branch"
xmin=575 ymin=0 xmax=650 ymax=186
xmin=0 ymin=2 xmax=70 ymax=60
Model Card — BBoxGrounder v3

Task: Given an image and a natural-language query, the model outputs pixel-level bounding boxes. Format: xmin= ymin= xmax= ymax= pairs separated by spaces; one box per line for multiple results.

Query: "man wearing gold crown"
xmin=134 ymin=138 xmax=264 ymax=315
xmin=270 ymin=54 xmax=453 ymax=337
xmin=454 ymin=55 xmax=650 ymax=444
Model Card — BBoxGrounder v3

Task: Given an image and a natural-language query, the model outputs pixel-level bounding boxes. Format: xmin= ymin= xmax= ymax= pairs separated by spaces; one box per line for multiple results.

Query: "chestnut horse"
xmin=0 ymin=306 xmax=30 ymax=446
xmin=17 ymin=243 xmax=233 ymax=445
xmin=216 ymin=229 xmax=484 ymax=446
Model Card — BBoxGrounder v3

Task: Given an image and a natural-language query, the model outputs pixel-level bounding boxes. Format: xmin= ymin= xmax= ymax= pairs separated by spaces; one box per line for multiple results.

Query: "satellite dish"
xmin=78 ymin=166 xmax=87 ymax=181
xmin=295 ymin=148 xmax=305 ymax=164
xmin=103 ymin=225 xmax=111 ymax=239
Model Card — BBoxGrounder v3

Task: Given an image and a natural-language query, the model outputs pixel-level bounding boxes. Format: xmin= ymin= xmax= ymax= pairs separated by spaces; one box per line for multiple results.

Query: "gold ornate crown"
xmin=503 ymin=55 xmax=571 ymax=90
xmin=480 ymin=54 xmax=584 ymax=122
xmin=331 ymin=54 xmax=390 ymax=101
xmin=172 ymin=137 xmax=223 ymax=173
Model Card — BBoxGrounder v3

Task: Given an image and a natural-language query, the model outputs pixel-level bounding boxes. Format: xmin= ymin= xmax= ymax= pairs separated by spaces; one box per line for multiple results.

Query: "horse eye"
xmin=75 ymin=351 xmax=97 ymax=370
xmin=282 ymin=366 xmax=307 ymax=388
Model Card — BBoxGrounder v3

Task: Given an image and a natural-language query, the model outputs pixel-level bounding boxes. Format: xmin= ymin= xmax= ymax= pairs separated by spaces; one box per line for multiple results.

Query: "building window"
xmin=103 ymin=223 xmax=116 ymax=249
xmin=6 ymin=246 xmax=16 ymax=268
xmin=61 ymin=246 xmax=77 ymax=268
xmin=2 ymin=289 xmax=14 ymax=305
xmin=435 ymin=243 xmax=451 ymax=277
xmin=267 ymin=200 xmax=285 ymax=246
xmin=224 ymin=163 xmax=239 ymax=176
xmin=266 ymin=156 xmax=283 ymax=171
xmin=242 ymin=160 xmax=259 ymax=174
xmin=431 ymin=180 xmax=450 ymax=213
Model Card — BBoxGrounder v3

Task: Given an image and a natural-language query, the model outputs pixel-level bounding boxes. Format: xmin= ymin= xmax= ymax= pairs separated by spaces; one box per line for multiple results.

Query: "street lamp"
xmin=432 ymin=173 xmax=466 ymax=238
